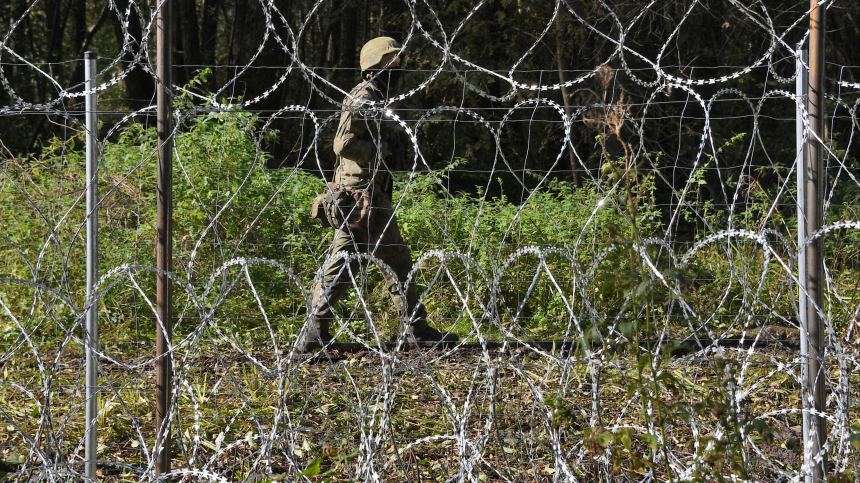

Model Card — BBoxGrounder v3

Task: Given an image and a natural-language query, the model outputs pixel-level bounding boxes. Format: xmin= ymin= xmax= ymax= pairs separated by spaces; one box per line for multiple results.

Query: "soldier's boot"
xmin=412 ymin=326 xmax=459 ymax=348
xmin=385 ymin=264 xmax=458 ymax=348
xmin=299 ymin=275 xmax=350 ymax=352
xmin=297 ymin=319 xmax=335 ymax=352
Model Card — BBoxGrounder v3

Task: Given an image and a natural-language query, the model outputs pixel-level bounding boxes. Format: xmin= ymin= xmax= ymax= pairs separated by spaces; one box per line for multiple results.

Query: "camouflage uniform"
xmin=306 ymin=73 xmax=428 ymax=338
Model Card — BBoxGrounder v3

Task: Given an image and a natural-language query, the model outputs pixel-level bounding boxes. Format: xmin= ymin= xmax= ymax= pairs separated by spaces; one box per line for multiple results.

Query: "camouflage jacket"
xmin=333 ymin=79 xmax=392 ymax=192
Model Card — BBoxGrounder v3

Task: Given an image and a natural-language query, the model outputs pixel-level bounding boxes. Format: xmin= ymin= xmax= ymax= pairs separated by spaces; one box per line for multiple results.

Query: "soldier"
xmin=299 ymin=37 xmax=459 ymax=350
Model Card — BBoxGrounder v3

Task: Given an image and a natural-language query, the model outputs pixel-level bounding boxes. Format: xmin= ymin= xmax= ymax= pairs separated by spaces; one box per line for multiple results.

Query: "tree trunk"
xmin=555 ymin=15 xmax=581 ymax=187
xmin=829 ymin=10 xmax=860 ymax=84
xmin=380 ymin=0 xmax=404 ymax=42
xmin=232 ymin=0 xmax=289 ymax=113
xmin=200 ymin=0 xmax=220 ymax=68
xmin=44 ymin=0 xmax=68 ymax=86
xmin=69 ymin=0 xmax=86 ymax=92
xmin=340 ymin=0 xmax=357 ymax=77
xmin=177 ymin=0 xmax=203 ymax=86
xmin=327 ymin=0 xmax=342 ymax=80
xmin=111 ymin=0 xmax=156 ymax=112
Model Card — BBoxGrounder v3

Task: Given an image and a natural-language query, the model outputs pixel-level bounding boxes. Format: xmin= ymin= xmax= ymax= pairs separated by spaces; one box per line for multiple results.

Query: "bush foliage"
xmin=1 ymin=109 xmax=859 ymax=345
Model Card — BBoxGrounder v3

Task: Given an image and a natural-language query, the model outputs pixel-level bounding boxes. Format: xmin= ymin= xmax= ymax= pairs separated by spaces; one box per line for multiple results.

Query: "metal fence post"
xmin=806 ymin=1 xmax=827 ymax=480
xmin=84 ymin=49 xmax=99 ymax=481
xmin=155 ymin=0 xmax=174 ymax=476
xmin=796 ymin=44 xmax=813 ymax=483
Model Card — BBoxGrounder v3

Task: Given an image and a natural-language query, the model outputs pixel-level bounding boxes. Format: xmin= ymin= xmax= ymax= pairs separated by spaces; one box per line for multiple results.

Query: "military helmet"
xmin=360 ymin=37 xmax=401 ymax=71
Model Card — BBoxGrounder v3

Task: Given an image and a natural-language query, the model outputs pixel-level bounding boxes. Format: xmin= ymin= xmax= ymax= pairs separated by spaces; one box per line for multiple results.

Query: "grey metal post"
xmin=155 ymin=0 xmax=174 ymax=476
xmin=796 ymin=45 xmax=812 ymax=483
xmin=806 ymin=0 xmax=827 ymax=479
xmin=84 ymin=50 xmax=99 ymax=481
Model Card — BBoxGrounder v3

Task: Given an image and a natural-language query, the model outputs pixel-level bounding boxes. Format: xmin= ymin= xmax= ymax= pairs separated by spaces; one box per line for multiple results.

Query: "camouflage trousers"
xmin=308 ymin=191 xmax=428 ymax=334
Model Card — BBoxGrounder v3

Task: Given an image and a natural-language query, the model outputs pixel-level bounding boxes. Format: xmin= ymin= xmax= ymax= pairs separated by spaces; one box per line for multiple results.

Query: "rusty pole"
xmin=155 ymin=0 xmax=173 ymax=476
xmin=805 ymin=0 xmax=826 ymax=480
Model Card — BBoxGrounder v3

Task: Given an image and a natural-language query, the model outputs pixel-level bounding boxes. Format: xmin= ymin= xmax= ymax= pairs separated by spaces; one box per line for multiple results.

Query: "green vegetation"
xmin=3 ymin=110 xmax=627 ymax=342
xmin=2 ymin=108 xmax=860 ymax=482
xmin=2 ymin=108 xmax=860 ymax=343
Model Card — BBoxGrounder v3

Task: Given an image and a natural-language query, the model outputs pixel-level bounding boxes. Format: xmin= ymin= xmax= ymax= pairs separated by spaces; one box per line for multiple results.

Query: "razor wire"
xmin=2 ymin=0 xmax=860 ymax=482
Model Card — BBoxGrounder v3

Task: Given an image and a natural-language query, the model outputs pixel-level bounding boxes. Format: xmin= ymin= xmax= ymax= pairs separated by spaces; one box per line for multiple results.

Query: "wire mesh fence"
xmin=2 ymin=0 xmax=860 ymax=481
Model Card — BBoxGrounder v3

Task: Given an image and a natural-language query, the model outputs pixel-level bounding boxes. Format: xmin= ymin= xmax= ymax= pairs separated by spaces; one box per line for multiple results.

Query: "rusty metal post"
xmin=805 ymin=1 xmax=827 ymax=480
xmin=155 ymin=0 xmax=173 ymax=476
